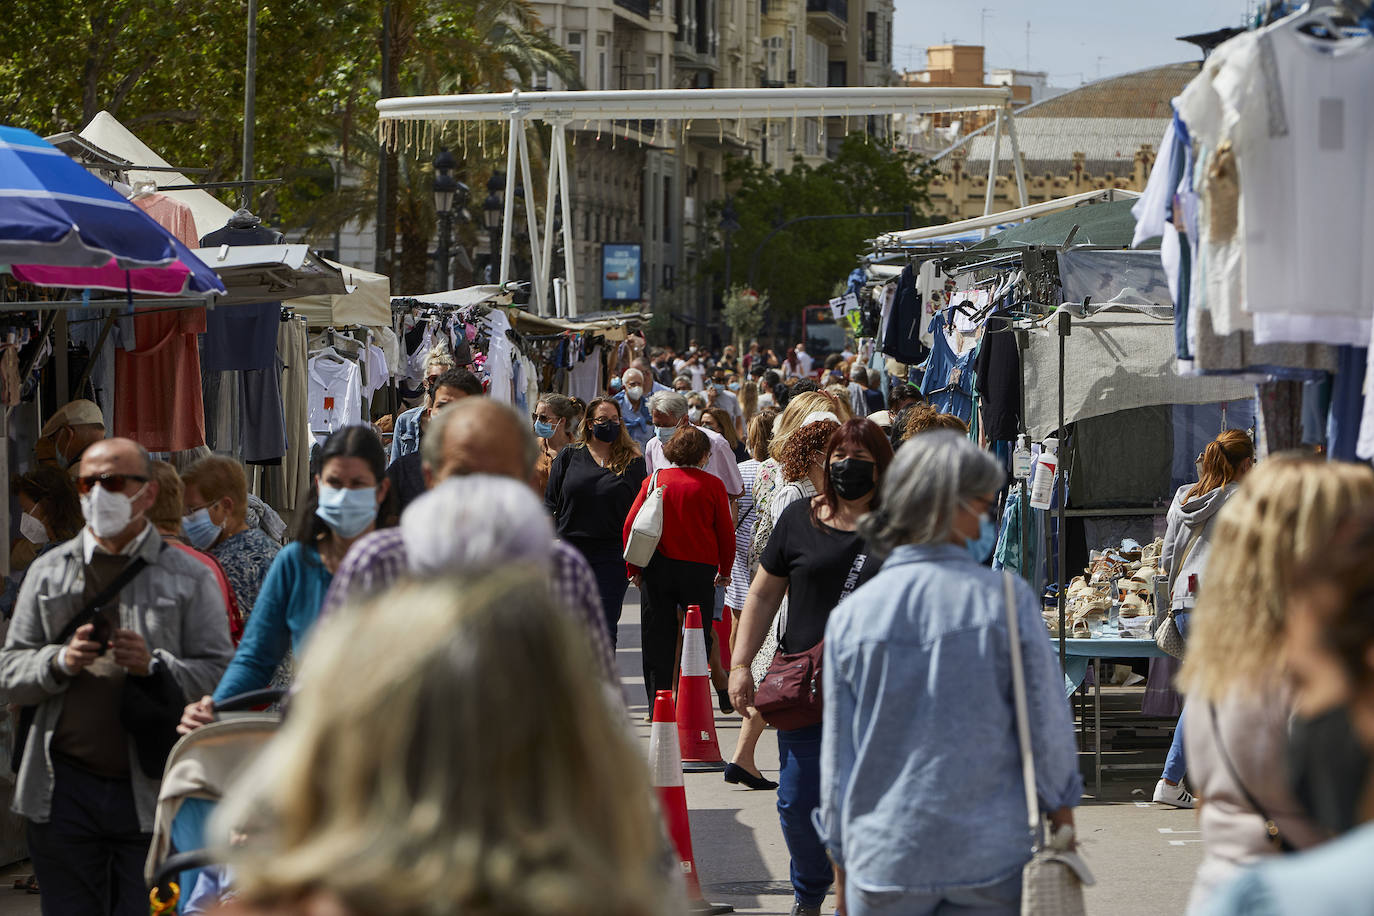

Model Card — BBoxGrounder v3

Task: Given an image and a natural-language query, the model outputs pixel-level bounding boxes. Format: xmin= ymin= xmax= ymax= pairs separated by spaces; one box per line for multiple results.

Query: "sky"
xmin=890 ymin=0 xmax=1260 ymax=85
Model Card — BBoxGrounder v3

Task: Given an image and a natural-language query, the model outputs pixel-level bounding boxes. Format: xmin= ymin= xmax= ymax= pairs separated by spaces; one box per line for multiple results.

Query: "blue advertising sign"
xmin=602 ymin=243 xmax=642 ymax=301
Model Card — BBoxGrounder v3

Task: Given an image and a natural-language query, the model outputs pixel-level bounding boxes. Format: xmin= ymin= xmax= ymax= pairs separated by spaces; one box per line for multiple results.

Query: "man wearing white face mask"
xmin=614 ymin=368 xmax=654 ymax=449
xmin=0 ymin=438 xmax=232 ymax=916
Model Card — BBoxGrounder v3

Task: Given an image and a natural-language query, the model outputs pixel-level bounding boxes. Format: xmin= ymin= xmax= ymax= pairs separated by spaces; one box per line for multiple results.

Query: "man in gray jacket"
xmin=0 ymin=438 xmax=233 ymax=916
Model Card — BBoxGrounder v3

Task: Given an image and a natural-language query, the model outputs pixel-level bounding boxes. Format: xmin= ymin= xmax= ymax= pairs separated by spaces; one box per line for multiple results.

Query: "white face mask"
xmin=688 ymin=407 xmax=703 ymax=423
xmin=19 ymin=511 xmax=48 ymax=546
xmin=80 ymin=484 xmax=144 ymax=539
xmin=626 ymin=384 xmax=643 ymax=401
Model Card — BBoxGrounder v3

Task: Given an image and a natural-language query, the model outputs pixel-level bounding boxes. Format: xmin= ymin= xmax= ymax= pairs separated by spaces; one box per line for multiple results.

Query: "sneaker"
xmin=789 ymin=904 xmax=821 ymax=916
xmin=1153 ymin=778 xmax=1195 ymax=809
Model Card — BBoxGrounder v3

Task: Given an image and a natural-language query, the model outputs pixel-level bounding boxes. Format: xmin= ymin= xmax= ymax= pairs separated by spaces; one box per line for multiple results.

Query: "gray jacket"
xmin=0 ymin=526 xmax=233 ymax=830
xmin=1160 ymin=483 xmax=1236 ymax=611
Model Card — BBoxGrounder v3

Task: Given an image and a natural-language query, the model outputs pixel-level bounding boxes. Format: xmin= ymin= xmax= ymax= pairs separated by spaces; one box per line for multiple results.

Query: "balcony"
xmin=806 ymin=0 xmax=847 ymax=32
xmin=615 ymin=0 xmax=652 ymax=18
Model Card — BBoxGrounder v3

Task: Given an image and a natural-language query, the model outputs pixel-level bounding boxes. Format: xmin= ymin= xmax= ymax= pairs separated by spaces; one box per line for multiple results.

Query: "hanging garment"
xmin=1330 ymin=346 xmax=1366 ymax=461
xmin=136 ymin=193 xmax=198 ymax=248
xmin=483 ymin=310 xmax=515 ymax=403
xmin=241 ymin=357 xmax=288 ymax=465
xmin=114 ymin=307 xmax=206 ymax=452
xmin=363 ymin=344 xmax=390 ymax=403
xmin=920 ymin=314 xmax=977 ymax=423
xmin=307 ymin=352 xmax=365 ymax=444
xmin=882 ymin=265 xmax=928 ymax=364
xmin=569 ymin=345 xmax=602 ymax=403
xmin=974 ymin=312 xmax=1022 ymax=442
xmin=278 ymin=319 xmax=311 ymax=514
xmin=1256 ymin=379 xmax=1304 ymax=458
xmin=199 ymin=220 xmax=286 ymax=371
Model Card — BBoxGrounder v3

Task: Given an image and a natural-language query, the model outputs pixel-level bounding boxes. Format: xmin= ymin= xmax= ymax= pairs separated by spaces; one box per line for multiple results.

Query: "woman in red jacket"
xmin=625 ymin=425 xmax=736 ymax=706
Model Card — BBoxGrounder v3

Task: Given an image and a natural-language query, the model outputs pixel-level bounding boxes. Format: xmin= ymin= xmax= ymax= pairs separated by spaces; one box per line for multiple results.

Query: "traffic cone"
xmin=649 ymin=690 xmax=734 ymax=916
xmin=676 ymin=605 xmax=726 ymax=773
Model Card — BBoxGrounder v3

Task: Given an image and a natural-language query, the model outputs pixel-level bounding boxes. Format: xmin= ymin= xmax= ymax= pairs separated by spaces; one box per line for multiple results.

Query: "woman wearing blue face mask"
xmin=812 ymin=431 xmax=1080 ymax=916
xmin=533 ymin=393 xmax=582 ymax=495
xmin=191 ymin=427 xmax=394 ymax=711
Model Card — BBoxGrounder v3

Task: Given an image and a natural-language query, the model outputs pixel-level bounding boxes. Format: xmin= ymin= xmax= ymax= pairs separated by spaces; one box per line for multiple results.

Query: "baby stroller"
xmin=145 ymin=688 xmax=285 ymax=914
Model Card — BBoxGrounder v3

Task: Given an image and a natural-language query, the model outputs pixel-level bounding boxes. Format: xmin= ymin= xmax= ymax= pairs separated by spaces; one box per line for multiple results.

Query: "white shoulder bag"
xmin=623 ymin=470 xmax=666 ymax=568
xmin=1003 ymin=572 xmax=1094 ymax=916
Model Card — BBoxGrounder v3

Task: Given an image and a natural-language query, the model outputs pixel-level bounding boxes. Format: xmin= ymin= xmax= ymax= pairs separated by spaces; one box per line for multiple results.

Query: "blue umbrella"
xmin=0 ymin=124 xmax=181 ymax=269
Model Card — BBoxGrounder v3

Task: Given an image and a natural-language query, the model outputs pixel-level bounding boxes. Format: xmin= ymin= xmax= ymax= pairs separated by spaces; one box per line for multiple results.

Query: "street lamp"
xmin=432 ymin=148 xmax=459 ymax=291
xmin=483 ymin=170 xmax=505 ymax=283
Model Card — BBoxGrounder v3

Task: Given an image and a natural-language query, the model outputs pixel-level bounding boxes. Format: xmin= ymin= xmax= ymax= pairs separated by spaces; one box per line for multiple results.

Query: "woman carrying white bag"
xmin=623 ymin=426 xmax=735 ymax=707
xmin=816 ymin=432 xmax=1088 ymax=916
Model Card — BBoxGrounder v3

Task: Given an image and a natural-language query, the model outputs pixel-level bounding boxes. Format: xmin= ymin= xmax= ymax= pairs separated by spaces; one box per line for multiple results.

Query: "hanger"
xmin=1284 ymin=1 xmax=1357 ymax=38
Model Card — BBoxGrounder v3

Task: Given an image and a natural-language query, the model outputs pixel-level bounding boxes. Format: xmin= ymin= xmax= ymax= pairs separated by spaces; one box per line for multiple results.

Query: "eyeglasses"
xmin=76 ymin=473 xmax=148 ymax=495
xmin=532 ymin=412 xmax=557 ymax=424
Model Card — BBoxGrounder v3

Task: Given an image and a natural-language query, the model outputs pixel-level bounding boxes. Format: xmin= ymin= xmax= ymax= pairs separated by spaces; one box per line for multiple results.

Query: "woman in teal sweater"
xmin=194 ymin=426 xmax=394 ymax=707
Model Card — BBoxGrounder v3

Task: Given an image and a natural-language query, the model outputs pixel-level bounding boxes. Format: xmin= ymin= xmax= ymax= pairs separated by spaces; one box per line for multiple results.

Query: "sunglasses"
xmin=532 ymin=413 xmax=558 ymax=424
xmin=76 ymin=473 xmax=148 ymax=495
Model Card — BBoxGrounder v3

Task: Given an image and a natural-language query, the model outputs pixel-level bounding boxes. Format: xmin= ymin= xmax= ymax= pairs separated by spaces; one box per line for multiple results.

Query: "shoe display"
xmin=1153 ymin=778 xmax=1196 ymax=809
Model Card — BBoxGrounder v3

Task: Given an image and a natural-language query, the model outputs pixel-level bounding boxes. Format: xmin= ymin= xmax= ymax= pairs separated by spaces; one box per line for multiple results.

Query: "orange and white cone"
xmin=649 ymin=690 xmax=734 ymax=915
xmin=676 ymin=605 xmax=726 ymax=773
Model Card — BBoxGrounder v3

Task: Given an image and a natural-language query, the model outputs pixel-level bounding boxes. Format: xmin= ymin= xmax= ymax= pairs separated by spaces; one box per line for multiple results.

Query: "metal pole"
xmin=540 ymin=120 xmax=563 ymax=314
xmin=435 ymin=210 xmax=452 ymax=291
xmin=500 ymin=115 xmax=519 ymax=284
xmin=555 ymin=126 xmax=578 ymax=315
xmin=982 ymin=107 xmax=1002 ymax=220
xmin=1057 ymin=309 xmax=1070 ymax=675
xmin=515 ymin=125 xmax=545 ymax=314
xmin=375 ymin=0 xmax=391 ymax=275
xmin=241 ymin=0 xmax=259 ymax=211
xmin=1003 ymin=102 xmax=1029 ymax=209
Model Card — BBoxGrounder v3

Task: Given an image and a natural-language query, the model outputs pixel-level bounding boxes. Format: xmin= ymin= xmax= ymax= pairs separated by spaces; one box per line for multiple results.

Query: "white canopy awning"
xmin=286 ymin=260 xmax=390 ymax=328
xmin=876 ymin=188 xmax=1141 ymax=247
xmin=401 ymin=285 xmax=511 ymax=308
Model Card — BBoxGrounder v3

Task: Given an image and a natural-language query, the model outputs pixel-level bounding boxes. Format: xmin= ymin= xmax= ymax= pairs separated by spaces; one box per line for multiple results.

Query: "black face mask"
xmin=1287 ymin=705 xmax=1371 ymax=836
xmin=592 ymin=421 xmax=621 ymax=443
xmin=829 ymin=458 xmax=877 ymax=501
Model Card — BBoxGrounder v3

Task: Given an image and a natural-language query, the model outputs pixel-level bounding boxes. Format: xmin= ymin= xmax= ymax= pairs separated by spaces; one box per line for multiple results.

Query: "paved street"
xmin=617 ymin=589 xmax=1204 ymax=916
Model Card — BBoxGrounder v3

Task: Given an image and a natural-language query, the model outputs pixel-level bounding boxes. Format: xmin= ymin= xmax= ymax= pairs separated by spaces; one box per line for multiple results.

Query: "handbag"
xmin=623 ymin=470 xmax=666 ymax=568
xmin=1209 ymin=703 xmax=1295 ymax=853
xmin=9 ymin=555 xmax=152 ymax=774
xmin=1003 ymin=572 xmax=1095 ymax=916
xmin=121 ymin=663 xmax=186 ymax=779
xmin=753 ymin=638 xmax=824 ymax=730
xmin=1156 ymin=530 xmax=1202 ymax=658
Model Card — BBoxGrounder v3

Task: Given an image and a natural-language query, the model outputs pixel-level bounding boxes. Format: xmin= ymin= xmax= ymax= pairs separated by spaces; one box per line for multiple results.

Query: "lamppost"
xmin=482 ymin=170 xmax=505 ymax=284
xmin=432 ymin=148 xmax=469 ymax=291
xmin=718 ymin=195 xmax=741 ymax=292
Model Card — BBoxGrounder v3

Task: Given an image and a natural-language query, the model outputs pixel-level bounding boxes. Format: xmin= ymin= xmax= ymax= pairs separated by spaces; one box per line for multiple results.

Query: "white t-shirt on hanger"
xmin=308 ymin=352 xmax=365 ymax=444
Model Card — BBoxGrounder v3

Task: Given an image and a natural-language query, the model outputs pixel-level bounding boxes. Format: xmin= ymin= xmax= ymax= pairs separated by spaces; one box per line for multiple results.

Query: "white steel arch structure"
xmin=377 ymin=87 xmax=1026 ymax=316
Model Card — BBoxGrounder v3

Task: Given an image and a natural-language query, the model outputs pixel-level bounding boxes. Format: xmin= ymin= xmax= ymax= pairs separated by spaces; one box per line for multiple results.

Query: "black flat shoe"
xmin=724 ymin=762 xmax=779 ymax=790
xmin=717 ymin=688 xmax=734 ymax=715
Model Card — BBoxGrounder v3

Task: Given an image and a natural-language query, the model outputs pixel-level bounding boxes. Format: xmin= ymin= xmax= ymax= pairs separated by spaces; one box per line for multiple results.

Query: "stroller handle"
xmin=150 ymin=848 xmax=218 ymax=892
xmin=214 ymin=687 xmax=288 ymax=714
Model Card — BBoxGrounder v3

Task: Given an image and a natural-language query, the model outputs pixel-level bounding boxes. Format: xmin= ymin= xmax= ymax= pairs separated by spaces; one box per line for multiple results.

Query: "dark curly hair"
xmin=779 ymin=419 xmax=839 ymax=482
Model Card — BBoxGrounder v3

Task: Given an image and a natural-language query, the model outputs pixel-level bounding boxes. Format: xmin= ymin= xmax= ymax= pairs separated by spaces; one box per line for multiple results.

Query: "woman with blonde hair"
xmin=1151 ymin=429 xmax=1254 ymax=810
xmin=209 ymin=571 xmax=678 ymax=916
xmin=533 ymin=393 xmax=583 ymax=494
xmin=1178 ymin=456 xmax=1374 ymax=913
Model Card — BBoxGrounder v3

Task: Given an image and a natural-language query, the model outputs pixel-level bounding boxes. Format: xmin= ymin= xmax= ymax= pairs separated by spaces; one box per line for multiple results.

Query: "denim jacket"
xmin=816 ymin=543 xmax=1081 ymax=894
xmin=613 ymin=389 xmax=654 ymax=449
xmin=389 ymin=404 xmax=424 ymax=463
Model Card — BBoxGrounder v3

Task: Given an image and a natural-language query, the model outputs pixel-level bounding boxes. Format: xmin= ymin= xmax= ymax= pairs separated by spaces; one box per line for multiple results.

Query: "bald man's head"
xmin=420 ymin=397 xmax=539 ymax=487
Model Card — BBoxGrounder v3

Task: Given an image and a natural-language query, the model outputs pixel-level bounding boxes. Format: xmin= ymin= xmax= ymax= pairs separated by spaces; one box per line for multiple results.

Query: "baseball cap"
xmin=40 ymin=399 xmax=105 ymax=438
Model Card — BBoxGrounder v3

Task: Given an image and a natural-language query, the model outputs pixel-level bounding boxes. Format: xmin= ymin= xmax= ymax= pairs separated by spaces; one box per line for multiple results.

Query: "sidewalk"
xmin=618 ymin=588 xmax=1204 ymax=916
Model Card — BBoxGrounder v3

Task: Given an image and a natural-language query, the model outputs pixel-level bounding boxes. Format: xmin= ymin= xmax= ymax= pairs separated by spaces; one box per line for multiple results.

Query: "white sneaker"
xmin=1153 ymin=779 xmax=1195 ymax=809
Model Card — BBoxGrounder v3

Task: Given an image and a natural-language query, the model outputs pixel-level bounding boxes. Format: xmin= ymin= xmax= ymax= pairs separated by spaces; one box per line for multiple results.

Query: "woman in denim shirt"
xmin=816 ymin=432 xmax=1081 ymax=916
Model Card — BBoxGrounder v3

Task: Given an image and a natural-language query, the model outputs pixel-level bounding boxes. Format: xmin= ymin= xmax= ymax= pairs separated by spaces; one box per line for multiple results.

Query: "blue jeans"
xmin=581 ymin=551 xmax=630 ymax=648
xmin=777 ymin=724 xmax=832 ymax=908
xmin=1162 ymin=612 xmax=1190 ymax=784
xmin=848 ymin=874 xmax=1021 ymax=916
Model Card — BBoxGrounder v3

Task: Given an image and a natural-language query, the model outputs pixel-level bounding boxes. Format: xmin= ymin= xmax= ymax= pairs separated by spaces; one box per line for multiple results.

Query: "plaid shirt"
xmin=320 ymin=528 xmax=615 ymax=681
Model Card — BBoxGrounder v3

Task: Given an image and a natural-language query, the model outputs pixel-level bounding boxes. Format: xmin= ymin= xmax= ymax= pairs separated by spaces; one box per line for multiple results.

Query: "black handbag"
xmin=121 ymin=663 xmax=186 ymax=779
xmin=9 ymin=555 xmax=154 ymax=774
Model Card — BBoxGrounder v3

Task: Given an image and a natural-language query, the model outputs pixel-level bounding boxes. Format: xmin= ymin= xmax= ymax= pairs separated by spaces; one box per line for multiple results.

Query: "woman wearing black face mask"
xmin=728 ymin=418 xmax=893 ymax=916
xmin=545 ymin=396 xmax=646 ymax=647
xmin=1205 ymin=507 xmax=1374 ymax=914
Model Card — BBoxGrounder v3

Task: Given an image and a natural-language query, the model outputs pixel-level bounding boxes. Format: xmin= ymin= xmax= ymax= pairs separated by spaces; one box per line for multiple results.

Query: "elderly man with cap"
xmin=0 ymin=437 xmax=232 ymax=916
xmin=39 ymin=399 xmax=106 ymax=473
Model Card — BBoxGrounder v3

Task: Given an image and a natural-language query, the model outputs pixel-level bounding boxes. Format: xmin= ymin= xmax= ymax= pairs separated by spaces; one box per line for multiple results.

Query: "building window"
xmin=647 ymin=53 xmax=661 ymax=89
xmin=865 ymin=11 xmax=877 ymax=62
xmin=567 ymin=32 xmax=584 ymax=84
xmin=805 ymin=35 xmax=827 ymax=87
xmin=827 ymin=59 xmax=846 ymax=86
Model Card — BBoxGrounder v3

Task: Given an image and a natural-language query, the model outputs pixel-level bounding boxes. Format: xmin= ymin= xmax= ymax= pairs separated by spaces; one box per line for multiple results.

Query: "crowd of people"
xmin=4 ymin=334 xmax=1374 ymax=916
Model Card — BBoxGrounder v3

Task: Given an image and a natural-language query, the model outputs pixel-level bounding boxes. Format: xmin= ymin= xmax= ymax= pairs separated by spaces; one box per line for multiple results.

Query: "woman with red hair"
xmin=728 ymin=418 xmax=894 ymax=916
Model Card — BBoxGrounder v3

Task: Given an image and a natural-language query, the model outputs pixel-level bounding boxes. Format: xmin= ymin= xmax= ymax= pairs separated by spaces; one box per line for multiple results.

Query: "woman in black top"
xmin=700 ymin=407 xmax=749 ymax=463
xmin=727 ymin=418 xmax=894 ymax=916
xmin=545 ymin=396 xmax=647 ymax=647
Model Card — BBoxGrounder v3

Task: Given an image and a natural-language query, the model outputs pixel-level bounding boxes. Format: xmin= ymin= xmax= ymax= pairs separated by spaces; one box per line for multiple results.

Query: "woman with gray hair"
xmin=402 ymin=474 xmax=554 ymax=578
xmin=814 ymin=432 xmax=1081 ymax=916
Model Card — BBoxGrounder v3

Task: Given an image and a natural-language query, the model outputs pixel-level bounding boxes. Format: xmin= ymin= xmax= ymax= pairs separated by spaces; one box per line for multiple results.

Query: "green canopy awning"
xmin=975 ymin=198 xmax=1159 ymax=249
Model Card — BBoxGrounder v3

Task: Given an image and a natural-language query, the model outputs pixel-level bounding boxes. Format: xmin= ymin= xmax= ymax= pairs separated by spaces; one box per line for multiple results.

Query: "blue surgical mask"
xmin=964 ymin=513 xmax=999 ymax=564
xmin=533 ymin=419 xmax=556 ymax=439
xmin=182 ymin=507 xmax=223 ymax=551
xmin=610 ymin=378 xmax=623 ymax=393
xmin=712 ymin=383 xmax=725 ymax=392
xmin=728 ymin=382 xmax=740 ymax=391
xmin=316 ymin=485 xmax=379 ymax=539
xmin=654 ymin=425 xmax=676 ymax=443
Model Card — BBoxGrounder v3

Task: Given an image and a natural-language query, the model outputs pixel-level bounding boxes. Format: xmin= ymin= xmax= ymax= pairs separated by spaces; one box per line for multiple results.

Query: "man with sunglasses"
xmin=0 ymin=438 xmax=233 ymax=916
